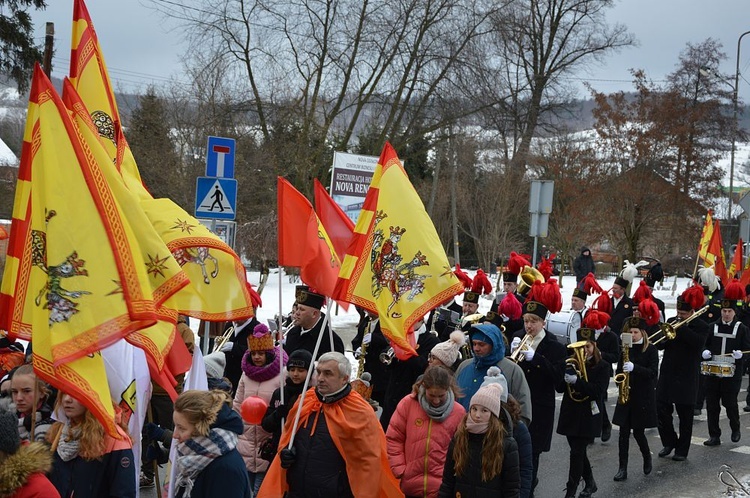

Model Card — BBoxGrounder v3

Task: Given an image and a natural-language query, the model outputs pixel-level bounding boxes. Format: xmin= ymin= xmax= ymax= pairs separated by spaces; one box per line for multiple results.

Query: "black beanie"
xmin=288 ymin=349 xmax=312 ymax=371
xmin=0 ymin=408 xmax=20 ymax=455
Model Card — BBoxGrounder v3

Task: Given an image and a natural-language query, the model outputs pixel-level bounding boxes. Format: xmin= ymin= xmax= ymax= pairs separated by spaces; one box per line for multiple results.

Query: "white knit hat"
xmin=470 ymin=382 xmax=504 ymax=418
xmin=430 ymin=331 xmax=465 ymax=367
xmin=203 ymin=351 xmax=226 ymax=379
xmin=481 ymin=366 xmax=509 ymax=403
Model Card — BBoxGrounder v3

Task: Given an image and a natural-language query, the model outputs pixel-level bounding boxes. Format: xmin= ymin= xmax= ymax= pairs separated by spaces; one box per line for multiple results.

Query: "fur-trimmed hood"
xmin=0 ymin=442 xmax=53 ymax=497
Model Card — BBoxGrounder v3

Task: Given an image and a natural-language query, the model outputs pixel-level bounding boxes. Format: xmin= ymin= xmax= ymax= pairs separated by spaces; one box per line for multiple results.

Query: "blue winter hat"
xmin=469 ymin=323 xmax=505 ymax=355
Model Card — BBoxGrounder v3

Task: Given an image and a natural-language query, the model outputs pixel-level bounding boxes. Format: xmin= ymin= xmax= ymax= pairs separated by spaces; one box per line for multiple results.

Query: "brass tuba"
xmin=517 ymin=265 xmax=545 ymax=296
xmin=565 ymin=340 xmax=589 ymax=402
xmin=649 ymin=305 xmax=709 ymax=345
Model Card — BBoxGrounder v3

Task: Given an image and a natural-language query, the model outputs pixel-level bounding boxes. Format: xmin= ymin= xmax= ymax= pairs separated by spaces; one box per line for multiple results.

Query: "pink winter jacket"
xmin=386 ymin=393 xmax=465 ymax=498
xmin=233 ymin=373 xmax=281 ymax=473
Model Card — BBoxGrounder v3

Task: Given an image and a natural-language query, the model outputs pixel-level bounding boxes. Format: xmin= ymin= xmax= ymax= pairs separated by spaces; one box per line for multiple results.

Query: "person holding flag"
xmin=283 ymin=288 xmax=345 ymax=360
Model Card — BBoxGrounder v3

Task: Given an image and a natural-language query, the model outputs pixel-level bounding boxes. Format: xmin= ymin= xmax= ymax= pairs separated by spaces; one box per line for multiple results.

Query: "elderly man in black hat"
xmin=609 ymin=274 xmax=635 ymax=337
xmin=284 ymin=288 xmax=345 ymax=360
xmin=701 ymin=289 xmax=750 ymax=446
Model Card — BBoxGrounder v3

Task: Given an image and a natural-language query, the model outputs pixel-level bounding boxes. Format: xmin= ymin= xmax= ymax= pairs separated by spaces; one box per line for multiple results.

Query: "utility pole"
xmin=43 ymin=23 xmax=54 ymax=78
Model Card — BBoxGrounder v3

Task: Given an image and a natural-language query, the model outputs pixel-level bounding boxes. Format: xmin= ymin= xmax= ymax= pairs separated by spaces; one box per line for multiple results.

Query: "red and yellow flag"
xmin=0 ymin=66 xmax=166 ymax=365
xmin=69 ymin=0 xmax=254 ymax=323
xmin=333 ymin=142 xmax=462 ymax=356
xmin=0 ymin=66 xmax=144 ymax=437
xmin=728 ymin=238 xmax=743 ymax=281
xmin=278 ymin=177 xmax=342 ymax=300
xmin=314 ymin=178 xmax=355 ymax=262
xmin=706 ymin=219 xmax=729 ymax=286
xmin=698 ymin=210 xmax=714 ymax=264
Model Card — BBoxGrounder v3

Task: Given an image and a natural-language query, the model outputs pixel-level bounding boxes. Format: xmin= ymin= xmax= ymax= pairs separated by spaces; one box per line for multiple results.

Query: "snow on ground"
xmin=199 ymin=268 xmax=691 ymax=349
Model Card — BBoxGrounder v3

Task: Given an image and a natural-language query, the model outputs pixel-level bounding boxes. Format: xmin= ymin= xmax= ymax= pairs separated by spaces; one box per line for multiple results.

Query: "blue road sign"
xmin=205 ymin=136 xmax=236 ymax=178
xmin=195 ymin=177 xmax=237 ymax=220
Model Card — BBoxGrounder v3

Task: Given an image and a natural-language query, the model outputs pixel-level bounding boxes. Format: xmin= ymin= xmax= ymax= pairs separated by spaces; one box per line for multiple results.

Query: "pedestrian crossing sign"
xmin=195 ymin=176 xmax=237 ymax=220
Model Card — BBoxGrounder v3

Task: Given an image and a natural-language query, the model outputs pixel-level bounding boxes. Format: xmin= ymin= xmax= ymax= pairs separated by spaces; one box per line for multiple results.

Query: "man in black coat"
xmin=351 ymin=311 xmax=389 ymax=406
xmin=283 ymin=289 xmax=345 ymax=360
xmin=701 ymin=298 xmax=750 ymax=446
xmin=379 ymin=322 xmax=439 ymax=430
xmin=573 ymin=247 xmax=596 ymax=288
xmin=224 ymin=316 xmax=259 ymax=395
xmin=511 ymin=300 xmax=566 ymax=497
xmin=655 ymin=287 xmax=710 ymax=461
xmin=609 ymin=276 xmax=635 ymax=336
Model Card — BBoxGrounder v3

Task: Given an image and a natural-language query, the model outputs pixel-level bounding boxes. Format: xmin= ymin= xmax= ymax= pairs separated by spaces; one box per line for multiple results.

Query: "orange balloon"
xmin=240 ymin=396 xmax=268 ymax=424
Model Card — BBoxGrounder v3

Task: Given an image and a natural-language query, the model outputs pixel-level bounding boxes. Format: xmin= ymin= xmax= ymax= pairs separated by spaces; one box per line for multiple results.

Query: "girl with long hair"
xmin=233 ymin=323 xmax=287 ymax=494
xmin=387 ymin=365 xmax=466 ymax=498
xmin=556 ymin=330 xmax=610 ymax=498
xmin=47 ymin=392 xmax=135 ymax=498
xmin=438 ymin=380 xmax=520 ymax=497
xmin=10 ymin=364 xmax=54 ymax=444
xmin=612 ymin=316 xmax=658 ymax=481
xmin=172 ymin=390 xmax=250 ymax=498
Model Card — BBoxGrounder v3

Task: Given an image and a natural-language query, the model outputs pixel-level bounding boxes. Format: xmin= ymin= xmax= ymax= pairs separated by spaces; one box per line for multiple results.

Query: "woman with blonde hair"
xmin=172 ymin=389 xmax=250 ymax=498
xmin=47 ymin=392 xmax=135 ymax=498
xmin=612 ymin=315 xmax=658 ymax=481
xmin=438 ymin=380 xmax=520 ymax=497
xmin=10 ymin=364 xmax=54 ymax=444
xmin=387 ymin=365 xmax=466 ymax=497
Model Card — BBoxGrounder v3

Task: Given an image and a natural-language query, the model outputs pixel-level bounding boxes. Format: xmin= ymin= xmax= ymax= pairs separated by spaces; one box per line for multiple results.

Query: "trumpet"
xmin=380 ymin=347 xmax=395 ymax=365
xmin=460 ymin=313 xmax=486 ymax=360
xmin=510 ymin=334 xmax=533 ymax=363
xmin=650 ymin=305 xmax=709 ymax=345
xmin=566 ymin=340 xmax=589 ymax=402
xmin=212 ymin=325 xmax=235 ymax=353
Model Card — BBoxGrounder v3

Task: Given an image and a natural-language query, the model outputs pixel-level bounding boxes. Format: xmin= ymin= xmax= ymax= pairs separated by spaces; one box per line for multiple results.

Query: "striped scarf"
xmin=174 ymin=427 xmax=238 ymax=496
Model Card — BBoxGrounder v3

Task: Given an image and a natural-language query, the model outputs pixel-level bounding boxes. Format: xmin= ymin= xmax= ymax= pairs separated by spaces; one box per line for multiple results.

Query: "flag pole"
xmin=279 ymin=267 xmax=285 ymax=410
xmin=286 ymin=306 xmax=331 ymax=448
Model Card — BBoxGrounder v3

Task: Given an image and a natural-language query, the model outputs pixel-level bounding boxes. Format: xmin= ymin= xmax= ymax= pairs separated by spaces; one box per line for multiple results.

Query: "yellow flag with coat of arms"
xmin=333 ymin=142 xmax=462 ymax=356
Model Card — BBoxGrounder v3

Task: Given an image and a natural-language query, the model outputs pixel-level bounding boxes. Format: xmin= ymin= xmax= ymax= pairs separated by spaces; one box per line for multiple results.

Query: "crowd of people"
xmin=1 ymin=256 xmax=750 ymax=498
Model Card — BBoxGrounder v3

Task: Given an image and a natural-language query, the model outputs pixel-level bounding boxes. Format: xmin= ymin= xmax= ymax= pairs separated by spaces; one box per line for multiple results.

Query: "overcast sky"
xmin=32 ymin=0 xmax=750 ymax=102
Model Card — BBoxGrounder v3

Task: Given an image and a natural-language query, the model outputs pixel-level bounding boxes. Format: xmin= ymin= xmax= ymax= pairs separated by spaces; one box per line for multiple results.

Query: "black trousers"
xmin=141 ymin=395 xmax=175 ymax=478
xmin=617 ymin=418 xmax=650 ymax=467
xmin=695 ymin=375 xmax=706 ymax=410
xmin=657 ymin=400 xmax=694 ymax=457
xmin=566 ymin=435 xmax=593 ymax=492
xmin=706 ymin=378 xmax=741 ymax=438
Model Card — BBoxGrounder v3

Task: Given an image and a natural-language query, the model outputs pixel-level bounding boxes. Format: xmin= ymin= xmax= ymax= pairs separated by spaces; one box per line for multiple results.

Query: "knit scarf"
xmin=241 ymin=346 xmax=287 ymax=382
xmin=418 ymin=387 xmax=455 ymax=422
xmin=56 ymin=423 xmax=82 ymax=462
xmin=174 ymin=427 xmax=238 ymax=497
xmin=466 ymin=416 xmax=489 ymax=434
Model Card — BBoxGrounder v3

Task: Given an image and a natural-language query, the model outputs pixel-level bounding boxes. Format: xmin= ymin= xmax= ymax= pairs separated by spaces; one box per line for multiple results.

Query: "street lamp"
xmin=729 ymin=31 xmax=750 ymax=221
xmin=700 ymin=31 xmax=750 ymax=220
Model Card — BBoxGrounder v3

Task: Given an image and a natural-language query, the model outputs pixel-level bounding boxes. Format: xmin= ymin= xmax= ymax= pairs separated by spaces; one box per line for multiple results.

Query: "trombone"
xmin=212 ymin=324 xmax=235 ymax=353
xmin=650 ymin=305 xmax=709 ymax=345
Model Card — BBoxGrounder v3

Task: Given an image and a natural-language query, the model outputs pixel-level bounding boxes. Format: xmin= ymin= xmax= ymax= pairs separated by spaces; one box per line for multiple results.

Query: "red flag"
xmin=729 ymin=239 xmax=743 ymax=281
xmin=707 ymin=219 xmax=729 ymax=285
xmin=277 ymin=177 xmax=342 ymax=299
xmin=313 ymin=178 xmax=354 ymax=263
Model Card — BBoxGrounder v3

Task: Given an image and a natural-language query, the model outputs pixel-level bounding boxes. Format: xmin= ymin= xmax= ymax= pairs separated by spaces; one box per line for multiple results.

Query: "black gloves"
xmin=280 ymin=447 xmax=296 ymax=469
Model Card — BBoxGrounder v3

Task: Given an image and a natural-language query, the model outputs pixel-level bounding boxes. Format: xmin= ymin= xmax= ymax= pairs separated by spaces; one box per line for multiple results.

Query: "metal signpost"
xmin=528 ymin=180 xmax=554 ymax=266
xmin=196 ymin=136 xmax=238 ymax=354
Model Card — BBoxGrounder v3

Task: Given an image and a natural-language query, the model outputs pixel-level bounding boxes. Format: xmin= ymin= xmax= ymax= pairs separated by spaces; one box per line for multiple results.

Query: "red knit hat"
xmin=677 ymin=284 xmax=705 ymax=312
xmin=523 ymin=279 xmax=562 ymax=319
xmin=505 ymin=252 xmax=531 ymax=280
xmin=724 ymin=280 xmax=746 ymax=301
xmin=536 ymin=255 xmax=555 ymax=281
xmin=592 ymin=291 xmax=612 ymax=315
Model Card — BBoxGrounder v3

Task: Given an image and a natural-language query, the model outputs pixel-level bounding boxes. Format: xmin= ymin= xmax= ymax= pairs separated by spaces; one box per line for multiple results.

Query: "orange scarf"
xmin=258 ymin=387 xmax=403 ymax=498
